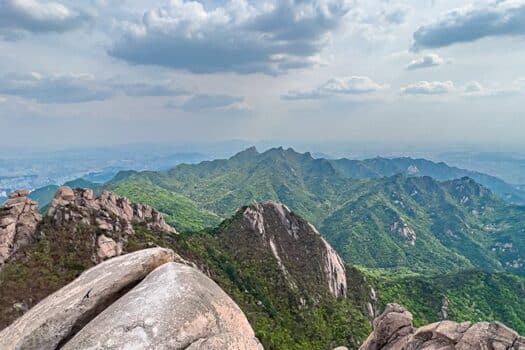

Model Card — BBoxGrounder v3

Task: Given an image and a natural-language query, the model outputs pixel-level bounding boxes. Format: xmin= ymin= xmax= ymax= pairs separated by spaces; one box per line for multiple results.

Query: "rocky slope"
xmin=360 ymin=304 xmax=525 ymax=350
xmin=0 ymin=248 xmax=262 ymax=350
xmin=222 ymin=201 xmax=347 ymax=299
xmin=48 ymin=186 xmax=176 ymax=261
xmin=0 ymin=190 xmax=41 ymax=266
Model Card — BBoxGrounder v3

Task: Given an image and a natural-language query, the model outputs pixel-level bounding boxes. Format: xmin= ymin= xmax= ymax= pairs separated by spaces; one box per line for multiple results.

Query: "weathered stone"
xmin=96 ymin=234 xmax=122 ymax=260
xmin=47 ymin=186 xmax=176 ymax=261
xmin=360 ymin=304 xmax=525 ymax=350
xmin=0 ymin=189 xmax=42 ymax=266
xmin=62 ymin=262 xmax=262 ymax=350
xmin=0 ymin=248 xmax=176 ymax=350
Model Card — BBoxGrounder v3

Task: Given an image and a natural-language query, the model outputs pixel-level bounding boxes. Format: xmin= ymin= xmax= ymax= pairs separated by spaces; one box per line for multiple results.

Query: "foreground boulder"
xmin=47 ymin=187 xmax=176 ymax=261
xmin=0 ymin=248 xmax=176 ymax=350
xmin=360 ymin=303 xmax=525 ymax=350
xmin=63 ymin=262 xmax=263 ymax=350
xmin=0 ymin=190 xmax=41 ymax=266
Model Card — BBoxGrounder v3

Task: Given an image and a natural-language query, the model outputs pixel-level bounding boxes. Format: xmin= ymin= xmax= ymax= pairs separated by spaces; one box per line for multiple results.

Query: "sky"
xmin=0 ymin=0 xmax=525 ymax=149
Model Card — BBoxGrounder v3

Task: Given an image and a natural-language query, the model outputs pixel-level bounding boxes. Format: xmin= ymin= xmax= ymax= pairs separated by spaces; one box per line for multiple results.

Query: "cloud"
xmin=167 ymin=94 xmax=249 ymax=113
xmin=111 ymin=82 xmax=190 ymax=97
xmin=401 ymin=80 xmax=456 ymax=95
xmin=462 ymin=81 xmax=521 ymax=98
xmin=0 ymin=0 xmax=91 ymax=39
xmin=406 ymin=54 xmax=446 ymax=70
xmin=412 ymin=1 xmax=525 ymax=50
xmin=0 ymin=72 xmax=112 ymax=103
xmin=109 ymin=0 xmax=351 ymax=75
xmin=283 ymin=76 xmax=389 ymax=100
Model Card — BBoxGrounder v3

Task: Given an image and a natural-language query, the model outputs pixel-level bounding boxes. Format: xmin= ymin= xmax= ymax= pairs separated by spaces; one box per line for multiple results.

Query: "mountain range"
xmin=2 ymin=146 xmax=524 ymax=348
xmin=101 ymin=147 xmax=525 ymax=276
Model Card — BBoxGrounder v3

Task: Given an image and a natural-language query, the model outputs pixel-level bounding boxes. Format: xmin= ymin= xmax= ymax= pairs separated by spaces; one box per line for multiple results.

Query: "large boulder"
xmin=360 ymin=303 xmax=525 ymax=350
xmin=0 ymin=189 xmax=41 ymax=266
xmin=0 ymin=248 xmax=176 ymax=350
xmin=47 ymin=187 xmax=176 ymax=261
xmin=63 ymin=262 xmax=263 ymax=350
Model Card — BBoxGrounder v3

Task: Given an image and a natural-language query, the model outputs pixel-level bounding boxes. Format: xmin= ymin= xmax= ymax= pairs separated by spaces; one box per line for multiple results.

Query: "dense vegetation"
xmin=366 ymin=268 xmax=525 ymax=334
xmin=107 ymin=147 xmax=525 ymax=276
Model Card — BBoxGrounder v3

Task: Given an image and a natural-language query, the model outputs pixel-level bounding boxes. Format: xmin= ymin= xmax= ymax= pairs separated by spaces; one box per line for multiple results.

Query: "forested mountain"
xmin=106 ymin=147 xmax=525 ymax=276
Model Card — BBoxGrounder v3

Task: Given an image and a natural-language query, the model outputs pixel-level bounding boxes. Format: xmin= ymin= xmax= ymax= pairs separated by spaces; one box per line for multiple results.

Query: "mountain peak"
xmin=231 ymin=146 xmax=259 ymax=160
xmin=222 ymin=201 xmax=347 ymax=299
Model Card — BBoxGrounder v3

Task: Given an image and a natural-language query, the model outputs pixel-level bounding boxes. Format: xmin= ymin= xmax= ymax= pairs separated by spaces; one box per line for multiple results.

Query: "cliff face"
xmin=0 ymin=190 xmax=42 ymax=266
xmin=360 ymin=304 xmax=525 ymax=350
xmin=223 ymin=201 xmax=347 ymax=300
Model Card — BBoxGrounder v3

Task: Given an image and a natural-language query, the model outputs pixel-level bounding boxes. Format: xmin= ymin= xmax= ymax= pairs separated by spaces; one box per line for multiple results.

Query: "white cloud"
xmin=283 ymin=76 xmax=389 ymax=100
xmin=406 ymin=54 xmax=446 ymax=70
xmin=0 ymin=72 xmax=112 ymax=103
xmin=109 ymin=0 xmax=351 ymax=75
xmin=166 ymin=93 xmax=251 ymax=115
xmin=0 ymin=0 xmax=91 ymax=39
xmin=462 ymin=81 xmax=521 ymax=98
xmin=401 ymin=80 xmax=456 ymax=95
xmin=413 ymin=0 xmax=525 ymax=50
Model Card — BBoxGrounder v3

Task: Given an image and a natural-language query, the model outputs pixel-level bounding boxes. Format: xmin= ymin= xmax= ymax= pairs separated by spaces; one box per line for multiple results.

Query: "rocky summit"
xmin=48 ymin=186 xmax=176 ymax=261
xmin=229 ymin=201 xmax=347 ymax=299
xmin=0 ymin=248 xmax=262 ymax=350
xmin=360 ymin=303 xmax=525 ymax=350
xmin=0 ymin=190 xmax=42 ymax=266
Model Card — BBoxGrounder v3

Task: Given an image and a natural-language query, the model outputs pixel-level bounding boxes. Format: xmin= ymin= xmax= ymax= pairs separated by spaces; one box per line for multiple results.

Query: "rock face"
xmin=63 ymin=262 xmax=263 ymax=350
xmin=0 ymin=248 xmax=176 ymax=350
xmin=0 ymin=190 xmax=42 ymax=266
xmin=0 ymin=249 xmax=261 ymax=350
xmin=360 ymin=303 xmax=525 ymax=350
xmin=47 ymin=187 xmax=176 ymax=260
xmin=231 ymin=201 xmax=347 ymax=298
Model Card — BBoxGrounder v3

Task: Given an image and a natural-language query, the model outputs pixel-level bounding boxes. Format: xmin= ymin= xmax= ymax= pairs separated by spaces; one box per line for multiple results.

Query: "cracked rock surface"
xmin=63 ymin=262 xmax=263 ymax=350
xmin=48 ymin=186 xmax=176 ymax=261
xmin=0 ymin=190 xmax=42 ymax=266
xmin=360 ymin=303 xmax=525 ymax=350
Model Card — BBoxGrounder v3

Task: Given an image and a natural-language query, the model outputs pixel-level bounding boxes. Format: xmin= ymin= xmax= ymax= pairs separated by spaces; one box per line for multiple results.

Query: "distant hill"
xmin=329 ymin=156 xmax=525 ymax=204
xmin=106 ymin=147 xmax=525 ymax=276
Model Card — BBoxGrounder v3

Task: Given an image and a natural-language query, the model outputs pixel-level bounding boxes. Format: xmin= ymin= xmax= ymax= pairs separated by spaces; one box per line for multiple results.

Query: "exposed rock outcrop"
xmin=47 ymin=187 xmax=176 ymax=261
xmin=360 ymin=303 xmax=525 ymax=350
xmin=0 ymin=190 xmax=42 ymax=266
xmin=63 ymin=262 xmax=263 ymax=350
xmin=0 ymin=249 xmax=262 ymax=350
xmin=0 ymin=248 xmax=176 ymax=350
xmin=231 ymin=201 xmax=347 ymax=298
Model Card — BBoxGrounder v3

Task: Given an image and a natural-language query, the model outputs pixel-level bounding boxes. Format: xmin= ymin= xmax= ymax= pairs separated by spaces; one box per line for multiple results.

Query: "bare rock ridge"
xmin=240 ymin=201 xmax=347 ymax=298
xmin=0 ymin=248 xmax=262 ymax=350
xmin=360 ymin=303 xmax=525 ymax=350
xmin=47 ymin=186 xmax=176 ymax=260
xmin=0 ymin=190 xmax=42 ymax=266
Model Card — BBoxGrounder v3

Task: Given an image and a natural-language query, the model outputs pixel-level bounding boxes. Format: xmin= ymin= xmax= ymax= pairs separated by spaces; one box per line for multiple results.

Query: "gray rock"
xmin=241 ymin=201 xmax=347 ymax=298
xmin=63 ymin=262 xmax=263 ymax=350
xmin=0 ymin=248 xmax=176 ymax=350
xmin=360 ymin=303 xmax=525 ymax=350
xmin=0 ymin=189 xmax=42 ymax=266
xmin=47 ymin=187 xmax=176 ymax=262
